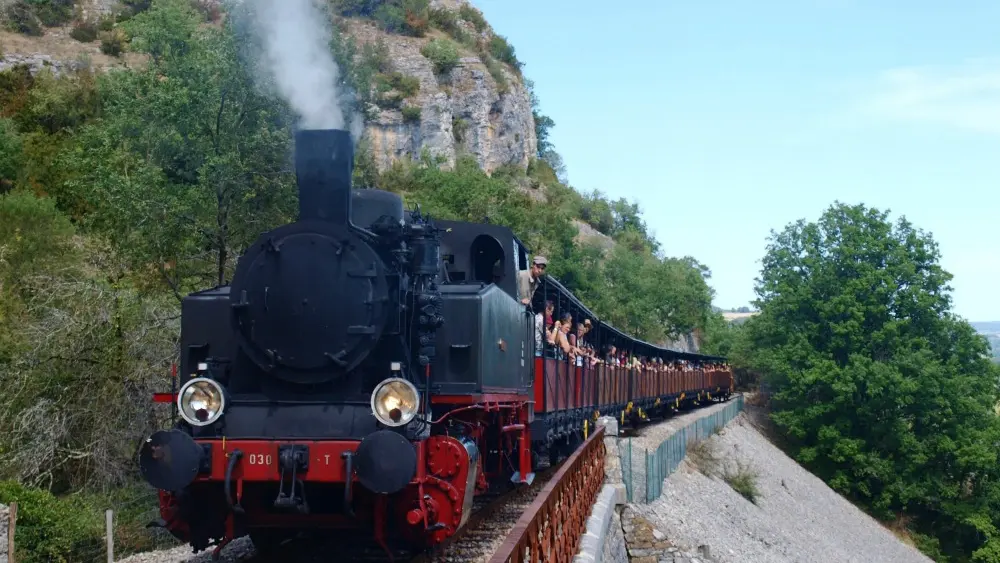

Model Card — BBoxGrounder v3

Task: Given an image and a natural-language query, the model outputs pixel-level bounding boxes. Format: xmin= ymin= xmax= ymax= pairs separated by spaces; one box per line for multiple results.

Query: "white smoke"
xmin=237 ymin=0 xmax=360 ymax=133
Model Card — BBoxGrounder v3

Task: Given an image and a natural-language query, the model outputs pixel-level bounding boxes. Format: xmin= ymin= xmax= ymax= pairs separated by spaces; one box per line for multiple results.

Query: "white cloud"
xmin=861 ymin=58 xmax=1000 ymax=134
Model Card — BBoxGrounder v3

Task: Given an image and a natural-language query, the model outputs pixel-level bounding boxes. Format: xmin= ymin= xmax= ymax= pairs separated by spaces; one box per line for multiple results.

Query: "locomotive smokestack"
xmin=294 ymin=129 xmax=353 ymax=225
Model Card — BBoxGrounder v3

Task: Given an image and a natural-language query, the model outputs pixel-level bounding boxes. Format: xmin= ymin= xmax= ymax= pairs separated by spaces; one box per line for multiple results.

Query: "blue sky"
xmin=474 ymin=0 xmax=1000 ymax=322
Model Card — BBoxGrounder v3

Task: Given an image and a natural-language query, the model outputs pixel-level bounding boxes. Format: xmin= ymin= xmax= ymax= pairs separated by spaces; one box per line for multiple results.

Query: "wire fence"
xmin=619 ymin=395 xmax=744 ymax=504
xmin=6 ymin=484 xmax=181 ymax=563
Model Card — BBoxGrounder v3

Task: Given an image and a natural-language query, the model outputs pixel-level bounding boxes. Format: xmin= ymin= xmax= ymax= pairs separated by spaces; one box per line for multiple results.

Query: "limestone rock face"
xmin=0 ymin=0 xmax=536 ymax=174
xmin=346 ymin=17 xmax=537 ymax=173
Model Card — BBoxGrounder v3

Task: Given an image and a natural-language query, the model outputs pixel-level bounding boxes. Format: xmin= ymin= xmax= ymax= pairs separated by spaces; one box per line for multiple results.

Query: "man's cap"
xmin=533 ymin=256 xmax=548 ymax=266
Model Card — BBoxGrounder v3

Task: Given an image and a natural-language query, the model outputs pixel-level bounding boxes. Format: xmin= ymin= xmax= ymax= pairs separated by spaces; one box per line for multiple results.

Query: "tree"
xmin=0 ymin=118 xmax=23 ymax=191
xmin=742 ymin=201 xmax=1000 ymax=560
xmin=62 ymin=0 xmax=297 ymax=296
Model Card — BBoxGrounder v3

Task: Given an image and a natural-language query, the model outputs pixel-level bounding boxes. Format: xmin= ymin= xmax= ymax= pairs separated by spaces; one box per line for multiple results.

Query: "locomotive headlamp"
xmin=177 ymin=377 xmax=225 ymax=427
xmin=371 ymin=377 xmax=420 ymax=427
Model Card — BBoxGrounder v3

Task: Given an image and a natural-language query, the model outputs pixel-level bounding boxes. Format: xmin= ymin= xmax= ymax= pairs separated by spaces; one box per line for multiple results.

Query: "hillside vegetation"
xmin=703 ymin=204 xmax=1000 ymax=563
xmin=0 ymin=1 xmax=715 ymax=559
xmin=970 ymin=323 xmax=1000 ymax=362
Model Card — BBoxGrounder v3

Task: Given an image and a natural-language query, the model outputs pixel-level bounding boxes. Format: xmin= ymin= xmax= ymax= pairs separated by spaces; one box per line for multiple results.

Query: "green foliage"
xmin=700 ymin=312 xmax=744 ymax=358
xmin=70 ymin=21 xmax=99 ymax=42
xmin=1 ymin=66 xmax=100 ymax=135
xmin=0 ymin=192 xmax=178 ymax=495
xmin=372 ymin=70 xmax=420 ymax=110
xmin=526 ymin=78 xmax=563 ymax=183
xmin=362 ymin=38 xmax=391 ymax=73
xmin=332 ymin=0 xmax=430 ymax=36
xmin=376 ymin=154 xmax=713 ymax=342
xmin=582 ymin=245 xmax=712 ymax=341
xmin=99 ymin=28 xmax=129 ymax=56
xmin=534 ymin=112 xmax=555 ymax=156
xmin=121 ymin=0 xmax=154 ymax=14
xmin=401 ymin=105 xmax=421 ymax=122
xmin=0 ymin=480 xmax=103 ymax=563
xmin=452 ymin=116 xmax=468 ymax=143
xmin=97 ymin=14 xmax=116 ymax=31
xmin=526 ymin=157 xmax=559 ymax=187
xmin=5 ymin=1 xmax=44 ymax=35
xmin=352 ymin=138 xmax=380 ymax=189
xmin=428 ymin=7 xmax=473 ymax=47
xmin=488 ymin=34 xmax=522 ymax=72
xmin=484 ymin=56 xmax=508 ymax=93
xmin=63 ymin=0 xmax=298 ymax=293
xmin=575 ymin=189 xmax=658 ymax=244
xmin=4 ymin=0 xmax=74 ymax=35
xmin=741 ymin=201 xmax=1000 ymax=561
xmin=722 ymin=461 xmax=761 ymax=504
xmin=458 ymin=4 xmax=486 ymax=32
xmin=0 ymin=190 xmax=74 ymax=279
xmin=0 ymin=118 xmax=23 ymax=189
xmin=421 ymin=37 xmax=460 ymax=75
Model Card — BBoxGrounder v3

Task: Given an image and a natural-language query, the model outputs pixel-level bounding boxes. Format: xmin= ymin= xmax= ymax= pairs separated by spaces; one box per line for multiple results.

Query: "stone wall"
xmin=601 ymin=507 xmax=629 ymax=563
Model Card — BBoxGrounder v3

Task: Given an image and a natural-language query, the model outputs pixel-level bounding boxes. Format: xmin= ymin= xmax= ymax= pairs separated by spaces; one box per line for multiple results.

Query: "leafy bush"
xmin=4 ymin=0 xmax=74 ymax=33
xmin=484 ymin=57 xmax=508 ymax=93
xmin=401 ymin=105 xmax=421 ymax=123
xmin=452 ymin=116 xmax=468 ymax=143
xmin=98 ymin=14 xmax=116 ymax=31
xmin=373 ymin=2 xmax=405 ymax=32
xmin=70 ymin=21 xmax=99 ymax=42
xmin=4 ymin=67 xmax=101 ymax=135
xmin=0 ymin=190 xmax=74 ymax=279
xmin=428 ymin=7 xmax=473 ymax=47
xmin=99 ymin=28 xmax=129 ymax=56
xmin=723 ymin=461 xmax=761 ymax=504
xmin=489 ymin=34 xmax=522 ymax=72
xmin=0 ymin=118 xmax=23 ymax=190
xmin=458 ymin=4 xmax=486 ymax=31
xmin=421 ymin=38 xmax=460 ymax=75
xmin=5 ymin=2 xmax=43 ymax=36
xmin=120 ymin=0 xmax=153 ymax=17
xmin=329 ymin=0 xmax=381 ymax=16
xmin=369 ymin=0 xmax=429 ymax=36
xmin=376 ymin=71 xmax=420 ymax=98
xmin=190 ymin=0 xmax=222 ymax=22
xmin=0 ymin=481 xmax=104 ymax=563
xmin=362 ymin=39 xmax=391 ymax=74
xmin=34 ymin=0 xmax=74 ymax=26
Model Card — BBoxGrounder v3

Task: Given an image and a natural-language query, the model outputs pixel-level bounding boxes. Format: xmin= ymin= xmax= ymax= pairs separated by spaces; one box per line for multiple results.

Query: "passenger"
xmin=605 ymin=345 xmax=617 ymax=365
xmin=517 ymin=256 xmax=547 ymax=305
xmin=533 ymin=300 xmax=554 ymax=357
xmin=571 ymin=322 xmax=592 ymax=367
xmin=553 ymin=312 xmax=573 ymax=360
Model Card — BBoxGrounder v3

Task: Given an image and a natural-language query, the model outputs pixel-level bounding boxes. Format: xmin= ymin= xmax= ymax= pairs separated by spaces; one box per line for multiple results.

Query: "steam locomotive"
xmin=138 ymin=128 xmax=732 ymax=558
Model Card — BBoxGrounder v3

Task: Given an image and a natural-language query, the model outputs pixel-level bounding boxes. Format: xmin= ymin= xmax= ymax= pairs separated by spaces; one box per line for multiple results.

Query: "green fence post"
xmin=627 ymin=437 xmax=633 ymax=502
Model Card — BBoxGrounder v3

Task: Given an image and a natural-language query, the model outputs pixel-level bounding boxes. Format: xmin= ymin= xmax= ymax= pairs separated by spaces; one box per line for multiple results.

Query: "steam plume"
xmin=238 ymin=0 xmax=360 ymax=134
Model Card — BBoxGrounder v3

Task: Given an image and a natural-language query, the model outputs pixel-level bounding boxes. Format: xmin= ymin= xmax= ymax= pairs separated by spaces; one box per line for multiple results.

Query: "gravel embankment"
xmin=610 ymin=399 xmax=741 ymax=502
xmin=636 ymin=413 xmax=933 ymax=563
xmin=118 ymin=537 xmax=253 ymax=563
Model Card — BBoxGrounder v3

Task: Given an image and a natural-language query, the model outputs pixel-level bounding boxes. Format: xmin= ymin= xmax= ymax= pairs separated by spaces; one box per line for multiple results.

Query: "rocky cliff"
xmin=0 ymin=0 xmax=536 ymax=174
xmin=346 ymin=5 xmax=537 ymax=173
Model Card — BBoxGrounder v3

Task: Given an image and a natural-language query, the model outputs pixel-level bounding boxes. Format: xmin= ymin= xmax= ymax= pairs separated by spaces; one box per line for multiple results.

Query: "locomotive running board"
xmin=510 ymin=471 xmax=535 ymax=486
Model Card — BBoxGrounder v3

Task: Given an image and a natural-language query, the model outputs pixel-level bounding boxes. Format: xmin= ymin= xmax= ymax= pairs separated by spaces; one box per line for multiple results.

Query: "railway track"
xmin=416 ymin=465 xmax=560 ymax=563
xmin=236 ymin=463 xmax=561 ymax=563
xmin=214 ymin=429 xmax=609 ymax=563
